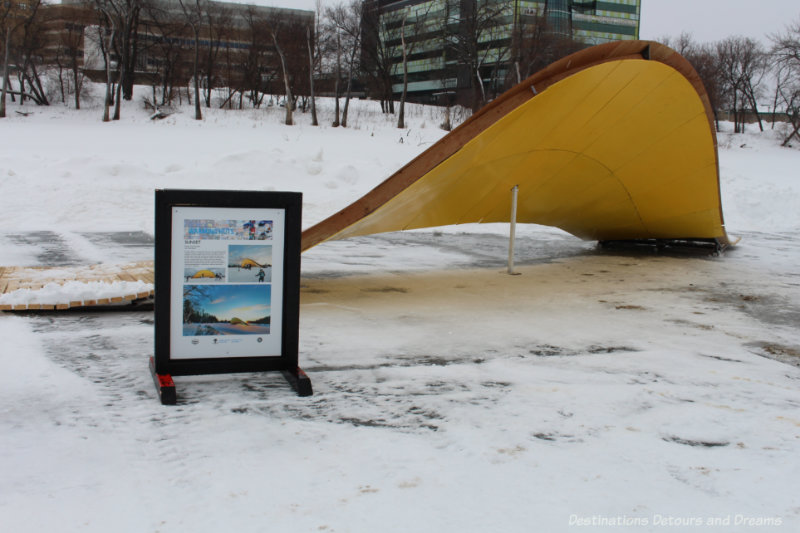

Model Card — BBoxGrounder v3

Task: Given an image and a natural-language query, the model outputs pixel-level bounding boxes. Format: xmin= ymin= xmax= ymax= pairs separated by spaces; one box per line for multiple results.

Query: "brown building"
xmin=12 ymin=0 xmax=313 ymax=103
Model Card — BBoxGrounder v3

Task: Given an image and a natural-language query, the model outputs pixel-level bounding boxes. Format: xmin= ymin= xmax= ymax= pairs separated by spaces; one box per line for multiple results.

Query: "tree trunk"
xmin=770 ymin=80 xmax=782 ymax=130
xmin=442 ymin=104 xmax=452 ymax=131
xmin=123 ymin=9 xmax=140 ymax=101
xmin=398 ymin=18 xmax=408 ymax=129
xmin=102 ymin=26 xmax=114 ymax=122
xmin=333 ymin=33 xmax=341 ymax=127
xmin=72 ymin=57 xmax=81 ymax=110
xmin=24 ymin=61 xmax=48 ymax=106
xmin=474 ymin=66 xmax=485 ymax=111
xmin=205 ymin=39 xmax=213 ymax=107
xmin=272 ymin=32 xmax=292 ymax=126
xmin=113 ymin=66 xmax=124 ymax=120
xmin=342 ymin=45 xmax=357 ymax=128
xmin=781 ymin=114 xmax=800 ymax=146
xmin=748 ymin=93 xmax=764 ymax=132
xmin=192 ymin=27 xmax=202 ymax=120
xmin=57 ymin=65 xmax=66 ymax=104
xmin=1 ymin=30 xmax=10 ymax=118
xmin=307 ymin=27 xmax=318 ymax=126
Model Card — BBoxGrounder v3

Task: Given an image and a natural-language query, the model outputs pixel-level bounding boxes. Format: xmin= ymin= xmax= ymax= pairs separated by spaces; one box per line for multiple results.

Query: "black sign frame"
xmin=150 ymin=189 xmax=310 ymax=404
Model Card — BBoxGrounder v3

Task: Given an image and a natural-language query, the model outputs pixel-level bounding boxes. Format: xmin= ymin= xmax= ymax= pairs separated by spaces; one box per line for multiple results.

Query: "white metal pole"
xmin=508 ymin=185 xmax=519 ymax=275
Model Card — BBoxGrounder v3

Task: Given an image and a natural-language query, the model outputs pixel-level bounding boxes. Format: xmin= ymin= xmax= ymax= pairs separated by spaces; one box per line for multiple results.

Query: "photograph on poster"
xmin=183 ymin=267 xmax=225 ymax=282
xmin=183 ymin=284 xmax=271 ymax=336
xmin=248 ymin=220 xmax=273 ymax=241
xmin=228 ymin=244 xmax=272 ymax=283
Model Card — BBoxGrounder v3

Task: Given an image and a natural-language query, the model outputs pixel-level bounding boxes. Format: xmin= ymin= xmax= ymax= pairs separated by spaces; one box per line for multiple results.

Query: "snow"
xmin=1 ymin=91 xmax=799 ymax=533
xmin=0 ymin=280 xmax=153 ymax=306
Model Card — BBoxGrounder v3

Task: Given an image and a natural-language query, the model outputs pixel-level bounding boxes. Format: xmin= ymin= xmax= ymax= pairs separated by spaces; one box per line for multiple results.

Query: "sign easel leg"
xmin=149 ymin=357 xmax=177 ymax=405
xmin=282 ymin=367 xmax=313 ymax=397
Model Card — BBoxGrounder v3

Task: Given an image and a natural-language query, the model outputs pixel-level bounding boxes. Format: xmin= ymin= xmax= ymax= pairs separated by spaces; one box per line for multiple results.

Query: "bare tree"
xmin=94 ymin=18 xmax=115 ymax=121
xmin=770 ymin=18 xmax=800 ymax=145
xmin=326 ymin=1 xmax=362 ymax=127
xmin=325 ymin=3 xmax=344 ymax=126
xmin=329 ymin=19 xmax=341 ymax=126
xmin=53 ymin=17 xmax=86 ymax=109
xmin=141 ymin=0 xmax=188 ymax=107
xmin=1 ymin=0 xmax=46 ymax=116
xmin=398 ymin=14 xmax=409 ymax=128
xmin=394 ymin=2 xmax=432 ymax=128
xmin=716 ymin=36 xmax=768 ymax=133
xmin=270 ymin=22 xmax=293 ymax=125
xmin=95 ymin=0 xmax=142 ymax=120
xmin=19 ymin=4 xmax=48 ymax=105
xmin=444 ymin=0 xmax=513 ymax=111
xmin=120 ymin=2 xmax=141 ymax=101
xmin=177 ymin=0 xmax=202 ymax=120
xmin=2 ymin=0 xmax=49 ymax=116
xmin=260 ymin=12 xmax=310 ymax=125
xmin=307 ymin=23 xmax=318 ymax=125
xmin=769 ymin=58 xmax=791 ymax=129
xmin=739 ymin=39 xmax=768 ymax=131
xmin=282 ymin=16 xmax=312 ymax=118
xmin=239 ymin=7 xmax=272 ymax=109
xmin=508 ymin=9 xmax=583 ymax=87
xmin=361 ymin=0 xmax=396 ymax=114
xmin=0 ymin=0 xmax=20 ymax=117
xmin=201 ymin=1 xmax=231 ymax=108
xmin=686 ymin=42 xmax=724 ymax=128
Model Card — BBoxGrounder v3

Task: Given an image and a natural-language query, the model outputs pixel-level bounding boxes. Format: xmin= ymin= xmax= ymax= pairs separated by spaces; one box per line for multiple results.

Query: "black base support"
xmin=149 ymin=359 xmax=312 ymax=403
xmin=597 ymin=238 xmax=724 ymax=255
xmin=149 ymin=357 xmax=177 ymax=405
xmin=282 ymin=367 xmax=313 ymax=397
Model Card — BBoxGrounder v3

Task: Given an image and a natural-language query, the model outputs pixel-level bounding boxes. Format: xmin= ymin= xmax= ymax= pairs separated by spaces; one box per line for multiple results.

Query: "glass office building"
xmin=365 ymin=0 xmax=641 ymax=102
xmin=569 ymin=0 xmax=640 ymax=45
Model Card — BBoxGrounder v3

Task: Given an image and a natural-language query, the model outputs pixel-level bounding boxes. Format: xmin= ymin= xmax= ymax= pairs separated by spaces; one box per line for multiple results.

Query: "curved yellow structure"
xmin=240 ymin=258 xmax=266 ymax=268
xmin=191 ymin=269 xmax=216 ymax=279
xmin=302 ymin=41 xmax=729 ymax=251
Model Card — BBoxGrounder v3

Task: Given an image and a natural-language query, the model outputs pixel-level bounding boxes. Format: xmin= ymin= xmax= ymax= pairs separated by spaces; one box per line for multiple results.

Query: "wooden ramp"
xmin=0 ymin=261 xmax=155 ymax=311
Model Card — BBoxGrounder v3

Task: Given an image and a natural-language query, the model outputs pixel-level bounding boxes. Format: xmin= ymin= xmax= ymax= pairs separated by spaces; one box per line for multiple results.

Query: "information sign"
xmin=150 ymin=189 xmax=310 ymax=404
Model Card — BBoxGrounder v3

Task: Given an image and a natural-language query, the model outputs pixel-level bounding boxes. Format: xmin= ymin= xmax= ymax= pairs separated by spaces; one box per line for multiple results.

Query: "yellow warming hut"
xmin=301 ymin=41 xmax=729 ymax=251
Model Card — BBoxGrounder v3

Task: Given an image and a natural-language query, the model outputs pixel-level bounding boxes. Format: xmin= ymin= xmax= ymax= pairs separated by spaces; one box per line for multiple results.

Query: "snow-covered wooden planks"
xmin=0 ymin=261 xmax=154 ymax=311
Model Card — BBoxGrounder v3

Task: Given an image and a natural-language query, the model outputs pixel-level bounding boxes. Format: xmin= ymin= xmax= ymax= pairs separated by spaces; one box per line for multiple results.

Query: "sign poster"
xmin=170 ymin=206 xmax=286 ymax=359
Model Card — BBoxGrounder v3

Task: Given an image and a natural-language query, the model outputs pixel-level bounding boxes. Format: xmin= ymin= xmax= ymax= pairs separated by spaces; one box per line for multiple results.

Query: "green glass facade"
xmin=369 ymin=0 xmax=641 ymax=102
xmin=571 ymin=0 xmax=640 ymax=45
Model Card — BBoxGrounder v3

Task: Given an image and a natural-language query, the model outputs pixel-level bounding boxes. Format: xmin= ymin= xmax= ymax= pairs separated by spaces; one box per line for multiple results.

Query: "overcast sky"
xmin=639 ymin=0 xmax=800 ymax=43
xmin=252 ymin=0 xmax=800 ymax=44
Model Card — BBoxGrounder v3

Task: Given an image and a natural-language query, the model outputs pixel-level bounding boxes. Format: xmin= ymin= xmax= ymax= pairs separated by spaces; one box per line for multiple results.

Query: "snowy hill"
xmin=0 ymin=94 xmax=799 ymax=533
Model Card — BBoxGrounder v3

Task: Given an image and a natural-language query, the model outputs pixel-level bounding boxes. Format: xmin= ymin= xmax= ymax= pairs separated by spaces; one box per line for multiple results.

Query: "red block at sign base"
xmin=149 ymin=357 xmax=176 ymax=405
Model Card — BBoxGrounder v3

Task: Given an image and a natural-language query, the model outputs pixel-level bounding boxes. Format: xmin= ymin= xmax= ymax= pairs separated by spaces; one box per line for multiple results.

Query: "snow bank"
xmin=0 ymin=91 xmax=451 ymax=237
xmin=717 ymin=122 xmax=800 ymax=234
